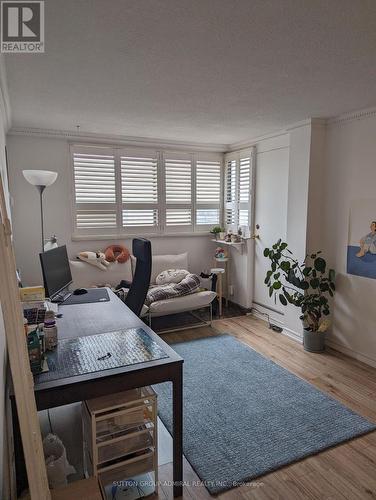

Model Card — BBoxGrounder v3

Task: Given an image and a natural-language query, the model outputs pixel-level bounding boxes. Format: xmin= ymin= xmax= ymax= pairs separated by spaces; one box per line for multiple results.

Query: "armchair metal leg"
xmin=150 ymin=303 xmax=215 ymax=334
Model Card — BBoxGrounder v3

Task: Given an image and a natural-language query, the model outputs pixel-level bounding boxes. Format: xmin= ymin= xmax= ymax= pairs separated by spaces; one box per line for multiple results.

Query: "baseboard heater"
xmin=250 ymin=302 xmax=284 ymax=333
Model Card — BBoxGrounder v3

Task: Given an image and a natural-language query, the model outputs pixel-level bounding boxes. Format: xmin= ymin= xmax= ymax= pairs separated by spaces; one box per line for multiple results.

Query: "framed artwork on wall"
xmin=347 ymin=200 xmax=376 ymax=279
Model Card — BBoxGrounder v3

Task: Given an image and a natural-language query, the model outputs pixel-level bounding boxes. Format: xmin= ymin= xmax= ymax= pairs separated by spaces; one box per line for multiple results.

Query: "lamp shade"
xmin=23 ymin=170 xmax=58 ymax=187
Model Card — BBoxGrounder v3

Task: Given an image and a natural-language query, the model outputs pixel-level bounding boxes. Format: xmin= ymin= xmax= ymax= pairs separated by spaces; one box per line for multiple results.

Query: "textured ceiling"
xmin=5 ymin=0 xmax=376 ymax=144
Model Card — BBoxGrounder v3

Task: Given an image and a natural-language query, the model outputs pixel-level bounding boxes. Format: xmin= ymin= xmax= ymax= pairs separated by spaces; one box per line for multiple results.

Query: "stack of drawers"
xmin=82 ymin=386 xmax=158 ymax=498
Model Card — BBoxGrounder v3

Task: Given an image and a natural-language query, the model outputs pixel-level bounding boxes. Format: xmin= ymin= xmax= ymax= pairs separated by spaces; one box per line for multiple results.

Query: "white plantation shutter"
xmin=196 ymin=158 xmax=221 ymax=227
xmin=73 ymin=148 xmax=118 ymax=232
xmin=164 ymin=154 xmax=193 ymax=230
xmin=72 ymin=145 xmax=225 ymax=236
xmin=239 ymin=157 xmax=251 ymax=203
xmin=225 ymin=208 xmax=236 ymax=226
xmin=165 ymin=157 xmax=192 ymax=204
xmin=226 ymin=159 xmax=237 ymax=203
xmin=224 ymin=151 xmax=253 ymax=230
xmin=225 ymin=158 xmax=238 ymax=228
xmin=166 ymin=209 xmax=192 ymax=226
xmin=239 ymin=155 xmax=251 ymax=226
xmin=76 ymin=210 xmax=117 ymax=229
xmin=121 ymin=153 xmax=159 ymax=230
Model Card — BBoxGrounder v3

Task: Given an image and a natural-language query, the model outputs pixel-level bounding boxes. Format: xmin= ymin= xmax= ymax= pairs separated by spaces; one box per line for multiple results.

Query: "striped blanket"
xmin=145 ymin=273 xmax=201 ymax=306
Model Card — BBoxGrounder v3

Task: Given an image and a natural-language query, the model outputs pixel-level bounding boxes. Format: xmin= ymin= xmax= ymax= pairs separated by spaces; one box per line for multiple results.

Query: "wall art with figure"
xmin=347 ymin=200 xmax=376 ymax=279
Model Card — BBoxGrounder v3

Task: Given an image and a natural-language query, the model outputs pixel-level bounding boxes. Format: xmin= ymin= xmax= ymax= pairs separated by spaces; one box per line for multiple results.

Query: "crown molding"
xmin=286 ymin=117 xmax=327 ymax=132
xmin=0 ymin=56 xmax=12 ymax=131
xmin=227 ymin=128 xmax=289 ymax=152
xmin=9 ymin=120 xmax=326 ymax=155
xmin=227 ymin=118 xmax=327 ymax=152
xmin=7 ymin=126 xmax=229 ymax=153
xmin=327 ymin=106 xmax=376 ymax=127
xmin=15 ymin=107 xmax=376 ymax=154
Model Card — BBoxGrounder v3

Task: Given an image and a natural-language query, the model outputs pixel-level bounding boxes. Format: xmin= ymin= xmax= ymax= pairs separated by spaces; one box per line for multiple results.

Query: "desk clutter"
xmin=35 ymin=328 xmax=169 ymax=383
xmin=83 ymin=386 xmax=158 ymax=499
xmin=20 ymin=286 xmax=60 ymax=374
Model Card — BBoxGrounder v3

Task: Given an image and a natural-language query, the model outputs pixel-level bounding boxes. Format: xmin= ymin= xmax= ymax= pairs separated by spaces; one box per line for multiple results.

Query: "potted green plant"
xmin=263 ymin=240 xmax=336 ymax=352
xmin=210 ymin=226 xmax=224 ymax=240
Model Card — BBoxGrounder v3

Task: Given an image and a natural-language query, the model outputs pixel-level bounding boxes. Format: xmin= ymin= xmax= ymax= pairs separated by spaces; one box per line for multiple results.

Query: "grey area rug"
xmin=154 ymin=335 xmax=376 ymax=495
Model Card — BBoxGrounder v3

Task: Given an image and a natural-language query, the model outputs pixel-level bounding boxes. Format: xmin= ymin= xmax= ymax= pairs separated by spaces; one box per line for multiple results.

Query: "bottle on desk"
xmin=44 ymin=319 xmax=58 ymax=350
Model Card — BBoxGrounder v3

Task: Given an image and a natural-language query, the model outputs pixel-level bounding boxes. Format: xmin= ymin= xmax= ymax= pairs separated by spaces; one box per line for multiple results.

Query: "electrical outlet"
xmin=229 ymin=285 xmax=234 ymax=296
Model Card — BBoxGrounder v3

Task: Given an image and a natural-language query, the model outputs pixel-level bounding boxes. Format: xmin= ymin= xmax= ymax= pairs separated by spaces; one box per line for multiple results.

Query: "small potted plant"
xmin=263 ymin=240 xmax=336 ymax=352
xmin=210 ymin=226 xmax=224 ymax=240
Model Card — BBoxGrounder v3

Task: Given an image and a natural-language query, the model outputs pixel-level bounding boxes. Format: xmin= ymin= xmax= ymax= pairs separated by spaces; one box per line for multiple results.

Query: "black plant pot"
xmin=303 ymin=328 xmax=325 ymax=353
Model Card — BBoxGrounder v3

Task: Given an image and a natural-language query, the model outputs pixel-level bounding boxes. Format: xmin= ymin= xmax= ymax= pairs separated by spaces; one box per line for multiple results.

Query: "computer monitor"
xmin=39 ymin=245 xmax=73 ymax=302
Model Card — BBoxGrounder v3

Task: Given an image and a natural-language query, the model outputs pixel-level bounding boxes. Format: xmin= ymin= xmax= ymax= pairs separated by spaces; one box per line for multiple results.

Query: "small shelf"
xmin=83 ymin=386 xmax=158 ymax=496
xmin=211 ymin=239 xmax=245 ymax=253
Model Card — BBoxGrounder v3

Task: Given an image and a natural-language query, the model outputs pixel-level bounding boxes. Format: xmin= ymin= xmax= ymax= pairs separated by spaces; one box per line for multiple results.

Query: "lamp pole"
xmin=22 ymin=171 xmax=58 ymax=254
xmin=36 ymin=185 xmax=46 ymax=253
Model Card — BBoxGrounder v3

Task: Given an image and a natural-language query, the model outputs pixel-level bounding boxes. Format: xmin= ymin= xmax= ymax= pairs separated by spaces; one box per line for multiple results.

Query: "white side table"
xmin=210 ymin=267 xmax=226 ymax=317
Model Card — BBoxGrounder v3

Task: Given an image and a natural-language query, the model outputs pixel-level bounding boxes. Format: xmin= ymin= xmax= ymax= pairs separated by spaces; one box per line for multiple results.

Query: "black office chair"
xmin=125 ymin=238 xmax=152 ymax=317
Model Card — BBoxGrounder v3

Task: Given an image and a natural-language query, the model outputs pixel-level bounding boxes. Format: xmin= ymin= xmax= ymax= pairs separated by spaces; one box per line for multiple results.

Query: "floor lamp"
xmin=23 ymin=170 xmax=58 ymax=252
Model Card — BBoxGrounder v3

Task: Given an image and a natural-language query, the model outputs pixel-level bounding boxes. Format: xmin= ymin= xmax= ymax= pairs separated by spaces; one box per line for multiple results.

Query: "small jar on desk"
xmin=44 ymin=319 xmax=58 ymax=350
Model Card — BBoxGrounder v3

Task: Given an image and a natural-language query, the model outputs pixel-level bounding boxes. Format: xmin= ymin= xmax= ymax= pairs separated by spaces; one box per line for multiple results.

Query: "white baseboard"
xmin=248 ymin=312 xmax=376 ymax=367
xmin=281 ymin=329 xmax=376 ymax=368
xmin=325 ymin=339 xmax=376 ymax=368
xmin=250 ymin=303 xmax=284 ymax=327
xmin=249 ymin=308 xmax=302 ymax=343
xmin=281 ymin=327 xmax=302 ymax=343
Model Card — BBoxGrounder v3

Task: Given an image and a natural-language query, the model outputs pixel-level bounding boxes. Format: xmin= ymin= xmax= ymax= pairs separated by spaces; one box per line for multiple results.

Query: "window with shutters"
xmin=225 ymin=158 xmax=237 ymax=227
xmin=224 ymin=150 xmax=253 ymax=231
xmin=239 ymin=156 xmax=251 ymax=226
xmin=196 ymin=158 xmax=221 ymax=228
xmin=121 ymin=153 xmax=159 ymax=231
xmin=71 ymin=145 xmax=223 ymax=237
xmin=72 ymin=148 xmax=118 ymax=234
xmin=164 ymin=153 xmax=193 ymax=231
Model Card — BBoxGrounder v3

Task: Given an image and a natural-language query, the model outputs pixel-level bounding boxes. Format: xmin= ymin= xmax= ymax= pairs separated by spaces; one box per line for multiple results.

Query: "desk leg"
xmin=11 ymin=397 xmax=28 ymax=496
xmin=172 ymin=366 xmax=183 ymax=497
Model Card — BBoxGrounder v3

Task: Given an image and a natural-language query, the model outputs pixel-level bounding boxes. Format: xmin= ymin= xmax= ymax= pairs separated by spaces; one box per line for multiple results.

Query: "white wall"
xmin=250 ymin=115 xmax=376 ymax=366
xmin=7 ymin=135 xmax=215 ymax=286
xmin=322 ymin=113 xmax=376 ymax=366
xmin=228 ymin=240 xmax=252 ymax=308
xmin=281 ymin=123 xmax=314 ymax=337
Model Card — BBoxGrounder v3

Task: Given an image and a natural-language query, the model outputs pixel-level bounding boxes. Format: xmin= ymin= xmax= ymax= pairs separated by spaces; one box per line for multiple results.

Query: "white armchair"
xmin=131 ymin=252 xmax=216 ymax=331
xmin=69 ymin=251 xmax=216 ymax=332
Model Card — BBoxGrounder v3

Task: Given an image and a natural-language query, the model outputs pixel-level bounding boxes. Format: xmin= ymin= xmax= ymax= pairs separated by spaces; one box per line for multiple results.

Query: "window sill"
xmin=71 ymin=231 xmax=211 ymax=241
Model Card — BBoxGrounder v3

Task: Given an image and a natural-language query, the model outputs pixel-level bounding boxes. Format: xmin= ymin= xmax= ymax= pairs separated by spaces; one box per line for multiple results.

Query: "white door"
xmin=253 ymin=145 xmax=289 ymax=316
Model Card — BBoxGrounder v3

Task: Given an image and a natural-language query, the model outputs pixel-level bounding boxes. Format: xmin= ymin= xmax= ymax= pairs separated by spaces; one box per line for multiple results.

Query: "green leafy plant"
xmin=210 ymin=226 xmax=223 ymax=234
xmin=263 ymin=240 xmax=336 ymax=332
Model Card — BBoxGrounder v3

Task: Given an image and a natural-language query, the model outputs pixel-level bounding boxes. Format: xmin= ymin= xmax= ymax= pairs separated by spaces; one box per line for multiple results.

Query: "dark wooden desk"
xmin=12 ymin=289 xmax=183 ymax=497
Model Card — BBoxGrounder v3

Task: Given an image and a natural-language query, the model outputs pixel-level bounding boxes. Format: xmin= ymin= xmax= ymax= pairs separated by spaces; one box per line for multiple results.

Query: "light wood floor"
xmin=155 ymin=315 xmax=376 ymax=500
